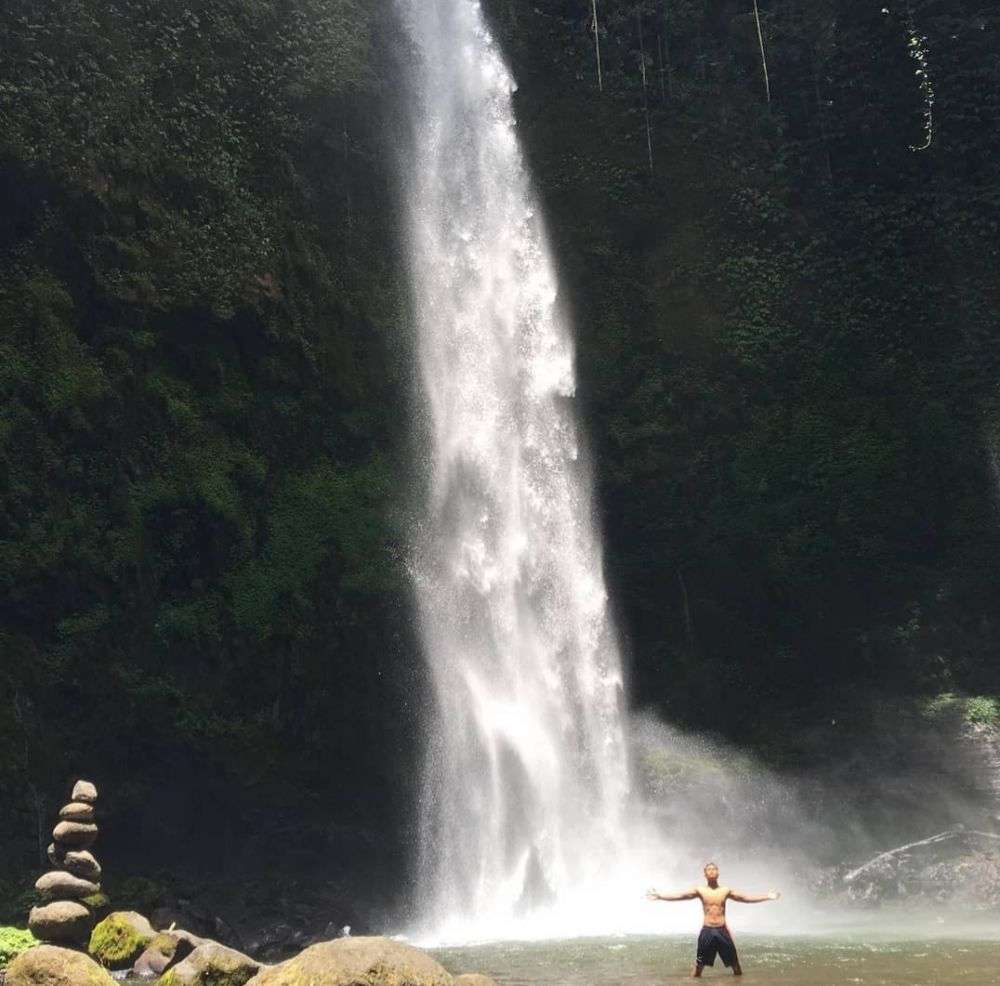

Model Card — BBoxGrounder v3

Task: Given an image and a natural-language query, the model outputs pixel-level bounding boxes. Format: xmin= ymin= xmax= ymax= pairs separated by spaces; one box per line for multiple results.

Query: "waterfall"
xmin=397 ymin=0 xmax=632 ymax=941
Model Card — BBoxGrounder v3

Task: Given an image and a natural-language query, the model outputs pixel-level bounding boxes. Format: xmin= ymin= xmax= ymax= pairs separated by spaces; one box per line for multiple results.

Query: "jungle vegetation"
xmin=1 ymin=0 xmax=998 ymax=920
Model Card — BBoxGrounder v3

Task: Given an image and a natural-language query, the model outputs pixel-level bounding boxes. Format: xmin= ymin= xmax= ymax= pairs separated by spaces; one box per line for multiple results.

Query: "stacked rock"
xmin=28 ymin=780 xmax=103 ymax=946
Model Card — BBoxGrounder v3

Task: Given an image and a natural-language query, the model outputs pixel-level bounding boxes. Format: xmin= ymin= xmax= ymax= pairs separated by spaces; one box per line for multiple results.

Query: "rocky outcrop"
xmin=156 ymin=942 xmax=263 ymax=986
xmin=27 ymin=780 xmax=104 ymax=945
xmin=246 ymin=937 xmax=451 ymax=986
xmin=4 ymin=945 xmax=115 ymax=986
xmin=88 ymin=912 xmax=156 ymax=970
xmin=453 ymin=977 xmax=500 ymax=986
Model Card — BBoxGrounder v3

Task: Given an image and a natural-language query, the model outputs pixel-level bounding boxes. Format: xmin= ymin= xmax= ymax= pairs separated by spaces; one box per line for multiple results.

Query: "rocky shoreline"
xmin=3 ymin=928 xmax=499 ymax=986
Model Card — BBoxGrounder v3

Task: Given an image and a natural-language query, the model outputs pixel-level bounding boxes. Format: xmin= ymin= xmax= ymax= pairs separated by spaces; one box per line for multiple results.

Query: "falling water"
xmin=397 ymin=0 xmax=632 ymax=940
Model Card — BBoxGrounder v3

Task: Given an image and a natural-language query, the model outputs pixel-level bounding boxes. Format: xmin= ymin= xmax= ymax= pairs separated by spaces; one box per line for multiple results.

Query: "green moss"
xmin=81 ymin=893 xmax=111 ymax=919
xmin=0 ymin=927 xmax=38 ymax=968
xmin=922 ymin=692 xmax=1000 ymax=726
xmin=965 ymin=696 xmax=1000 ymax=725
xmin=89 ymin=914 xmax=154 ymax=970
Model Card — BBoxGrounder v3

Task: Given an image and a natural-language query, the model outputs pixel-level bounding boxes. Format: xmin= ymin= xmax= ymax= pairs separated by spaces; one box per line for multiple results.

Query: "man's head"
xmin=704 ymin=862 xmax=719 ymax=882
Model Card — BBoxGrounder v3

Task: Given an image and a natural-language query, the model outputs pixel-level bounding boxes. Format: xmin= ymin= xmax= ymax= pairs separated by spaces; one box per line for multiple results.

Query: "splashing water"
xmin=397 ymin=0 xmax=634 ymax=942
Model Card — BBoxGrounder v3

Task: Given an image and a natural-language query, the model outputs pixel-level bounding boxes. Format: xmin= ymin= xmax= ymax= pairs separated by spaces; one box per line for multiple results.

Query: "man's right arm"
xmin=646 ymin=887 xmax=698 ymax=901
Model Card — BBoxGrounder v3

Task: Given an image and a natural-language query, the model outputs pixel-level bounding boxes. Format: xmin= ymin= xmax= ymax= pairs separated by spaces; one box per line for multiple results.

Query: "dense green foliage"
xmin=0 ymin=0 xmax=417 ymax=916
xmin=487 ymin=0 xmax=1000 ymax=747
xmin=0 ymin=927 xmax=37 ymax=968
xmin=1 ymin=0 xmax=999 ymax=920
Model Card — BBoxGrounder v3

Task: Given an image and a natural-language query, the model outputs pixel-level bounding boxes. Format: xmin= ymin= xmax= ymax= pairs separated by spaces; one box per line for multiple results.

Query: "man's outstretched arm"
xmin=729 ymin=889 xmax=781 ymax=903
xmin=646 ymin=887 xmax=698 ymax=901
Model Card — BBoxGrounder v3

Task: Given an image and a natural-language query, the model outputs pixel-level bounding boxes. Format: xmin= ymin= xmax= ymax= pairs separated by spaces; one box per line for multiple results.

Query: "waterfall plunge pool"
xmin=430 ymin=933 xmax=1000 ymax=985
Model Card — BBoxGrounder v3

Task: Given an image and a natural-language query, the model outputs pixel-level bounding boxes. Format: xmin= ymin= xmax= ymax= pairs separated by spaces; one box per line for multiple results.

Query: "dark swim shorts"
xmin=696 ymin=925 xmax=738 ymax=968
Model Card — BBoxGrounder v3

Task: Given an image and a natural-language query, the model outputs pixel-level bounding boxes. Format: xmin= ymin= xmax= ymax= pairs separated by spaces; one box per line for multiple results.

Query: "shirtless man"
xmin=646 ymin=862 xmax=780 ymax=977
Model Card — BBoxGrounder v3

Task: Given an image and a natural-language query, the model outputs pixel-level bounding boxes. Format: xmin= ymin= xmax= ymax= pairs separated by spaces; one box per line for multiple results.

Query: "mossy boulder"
xmin=5 ymin=944 xmax=115 ymax=986
xmin=156 ymin=942 xmax=262 ymax=986
xmin=0 ymin=928 xmax=38 ymax=968
xmin=89 ymin=912 xmax=156 ymax=969
xmin=246 ymin=937 xmax=452 ymax=986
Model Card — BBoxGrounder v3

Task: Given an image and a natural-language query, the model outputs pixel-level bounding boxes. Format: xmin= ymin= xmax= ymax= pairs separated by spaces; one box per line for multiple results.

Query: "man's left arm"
xmin=729 ymin=889 xmax=781 ymax=903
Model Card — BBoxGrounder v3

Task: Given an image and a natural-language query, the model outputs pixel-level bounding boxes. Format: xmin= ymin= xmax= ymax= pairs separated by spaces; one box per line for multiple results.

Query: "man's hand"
xmin=768 ymin=890 xmax=781 ymax=900
xmin=645 ymin=887 xmax=661 ymax=901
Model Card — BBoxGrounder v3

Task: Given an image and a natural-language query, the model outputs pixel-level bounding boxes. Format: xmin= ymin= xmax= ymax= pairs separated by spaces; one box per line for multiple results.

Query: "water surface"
xmin=432 ymin=934 xmax=1000 ymax=985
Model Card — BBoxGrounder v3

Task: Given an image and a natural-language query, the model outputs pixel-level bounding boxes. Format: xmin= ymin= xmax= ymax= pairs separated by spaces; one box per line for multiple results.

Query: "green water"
xmin=431 ymin=935 xmax=1000 ymax=985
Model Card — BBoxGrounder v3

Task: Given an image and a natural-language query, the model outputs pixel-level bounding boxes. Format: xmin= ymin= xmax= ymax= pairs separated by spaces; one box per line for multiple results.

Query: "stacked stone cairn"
xmin=28 ymin=780 xmax=104 ymax=946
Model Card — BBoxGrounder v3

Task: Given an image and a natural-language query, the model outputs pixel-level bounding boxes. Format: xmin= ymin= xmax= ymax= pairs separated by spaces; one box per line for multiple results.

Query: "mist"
xmin=628 ymin=700 xmax=1000 ymax=936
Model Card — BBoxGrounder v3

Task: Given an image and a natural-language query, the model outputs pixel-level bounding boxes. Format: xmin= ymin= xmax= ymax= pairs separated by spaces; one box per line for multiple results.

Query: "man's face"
xmin=704 ymin=864 xmax=719 ymax=882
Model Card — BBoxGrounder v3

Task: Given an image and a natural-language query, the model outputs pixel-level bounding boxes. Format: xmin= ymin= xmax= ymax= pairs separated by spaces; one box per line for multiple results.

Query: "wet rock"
xmin=72 ymin=780 xmax=98 ymax=804
xmin=35 ymin=870 xmax=101 ymax=900
xmin=88 ymin=912 xmax=156 ymax=970
xmin=52 ymin=820 xmax=98 ymax=849
xmin=131 ymin=932 xmax=198 ymax=979
xmin=245 ymin=924 xmax=310 ymax=964
xmin=156 ymin=942 xmax=263 ymax=986
xmin=46 ymin=843 xmax=66 ymax=867
xmin=5 ymin=945 xmax=114 ymax=986
xmin=28 ymin=901 xmax=94 ymax=944
xmin=247 ymin=936 xmax=451 ymax=986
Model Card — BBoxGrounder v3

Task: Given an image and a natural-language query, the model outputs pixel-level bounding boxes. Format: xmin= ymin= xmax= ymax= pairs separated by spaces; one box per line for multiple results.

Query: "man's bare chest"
xmin=698 ymin=886 xmax=730 ymax=908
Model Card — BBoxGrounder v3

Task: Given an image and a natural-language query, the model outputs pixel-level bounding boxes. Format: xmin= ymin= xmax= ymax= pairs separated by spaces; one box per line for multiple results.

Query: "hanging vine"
xmin=752 ymin=0 xmax=771 ymax=104
xmin=886 ymin=4 xmax=935 ymax=151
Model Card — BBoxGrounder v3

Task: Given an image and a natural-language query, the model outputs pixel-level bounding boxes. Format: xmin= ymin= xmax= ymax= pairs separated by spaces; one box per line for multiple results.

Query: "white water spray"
xmin=397 ymin=0 xmax=633 ymax=941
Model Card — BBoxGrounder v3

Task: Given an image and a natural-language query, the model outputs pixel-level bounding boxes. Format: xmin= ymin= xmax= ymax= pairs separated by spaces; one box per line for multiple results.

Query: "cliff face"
xmin=0 ymin=0 xmax=420 ymax=915
xmin=484 ymin=0 xmax=1000 ymax=736
xmin=2 ymin=0 xmax=1000 ymax=921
